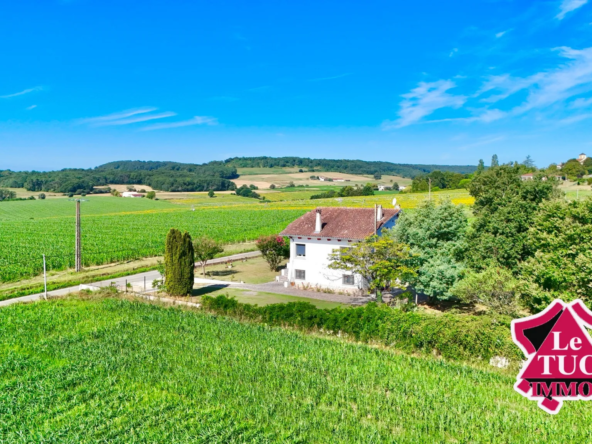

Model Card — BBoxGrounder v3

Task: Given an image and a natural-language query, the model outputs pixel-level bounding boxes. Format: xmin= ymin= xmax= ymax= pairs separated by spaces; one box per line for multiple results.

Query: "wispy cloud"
xmin=387 ymin=46 xmax=592 ymax=128
xmin=495 ymin=29 xmax=511 ymax=38
xmin=140 ymin=116 xmax=218 ymax=131
xmin=570 ymin=97 xmax=592 ymax=108
xmin=456 ymin=135 xmax=506 ymax=151
xmin=26 ymin=105 xmax=37 ymax=111
xmin=557 ymin=0 xmax=588 ymax=19
xmin=94 ymin=111 xmax=176 ymax=127
xmin=0 ymin=86 xmax=43 ymax=99
xmin=383 ymin=80 xmax=466 ymax=128
xmin=80 ymin=107 xmax=158 ymax=125
xmin=309 ymin=73 xmax=351 ymax=82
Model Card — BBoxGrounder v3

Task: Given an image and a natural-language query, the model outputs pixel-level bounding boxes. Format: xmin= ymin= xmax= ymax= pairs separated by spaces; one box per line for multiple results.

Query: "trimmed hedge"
xmin=201 ymin=295 xmax=522 ymax=362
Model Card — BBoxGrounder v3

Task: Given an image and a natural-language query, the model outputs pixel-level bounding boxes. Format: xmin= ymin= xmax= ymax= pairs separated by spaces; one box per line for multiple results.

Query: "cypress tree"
xmin=165 ymin=228 xmax=195 ymax=296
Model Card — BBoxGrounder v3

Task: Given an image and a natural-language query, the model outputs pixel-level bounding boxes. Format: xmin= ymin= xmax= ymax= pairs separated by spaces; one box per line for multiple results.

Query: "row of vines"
xmin=0 ymin=208 xmax=305 ymax=282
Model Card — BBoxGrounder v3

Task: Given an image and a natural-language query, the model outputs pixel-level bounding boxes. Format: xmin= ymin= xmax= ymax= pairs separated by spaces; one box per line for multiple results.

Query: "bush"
xmin=269 ymin=184 xmax=276 ymax=189
xmin=201 ymin=295 xmax=521 ymax=362
xmin=38 ymin=193 xmax=46 ymax=200
xmin=146 ymin=191 xmax=156 ymax=199
xmin=452 ymin=266 xmax=520 ymax=315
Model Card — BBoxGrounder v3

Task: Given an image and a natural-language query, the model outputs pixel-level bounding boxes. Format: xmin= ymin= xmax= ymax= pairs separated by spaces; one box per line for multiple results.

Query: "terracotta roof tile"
xmin=280 ymin=207 xmax=400 ymax=239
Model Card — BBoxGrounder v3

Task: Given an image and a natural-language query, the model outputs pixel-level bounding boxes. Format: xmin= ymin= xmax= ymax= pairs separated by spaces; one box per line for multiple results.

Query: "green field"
xmin=0 ymin=197 xmax=305 ymax=282
xmin=0 ymin=190 xmax=476 ymax=283
xmin=0 ymin=296 xmax=589 ymax=443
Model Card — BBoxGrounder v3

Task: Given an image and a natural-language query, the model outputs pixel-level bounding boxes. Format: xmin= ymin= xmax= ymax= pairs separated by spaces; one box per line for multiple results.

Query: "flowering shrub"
xmin=256 ymin=235 xmax=289 ymax=271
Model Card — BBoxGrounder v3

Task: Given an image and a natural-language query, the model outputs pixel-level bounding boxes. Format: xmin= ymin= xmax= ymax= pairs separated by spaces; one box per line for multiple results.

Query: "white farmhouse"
xmin=121 ymin=191 xmax=144 ymax=198
xmin=279 ymin=206 xmax=401 ymax=293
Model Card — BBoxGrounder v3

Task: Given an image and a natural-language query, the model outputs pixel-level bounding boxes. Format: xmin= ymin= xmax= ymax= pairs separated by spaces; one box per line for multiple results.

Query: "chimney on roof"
xmin=314 ymin=209 xmax=322 ymax=233
xmin=376 ymin=205 xmax=383 ymax=221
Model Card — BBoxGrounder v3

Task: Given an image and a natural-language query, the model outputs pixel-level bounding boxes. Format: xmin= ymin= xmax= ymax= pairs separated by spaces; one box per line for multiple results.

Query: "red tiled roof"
xmin=280 ymin=207 xmax=400 ymax=239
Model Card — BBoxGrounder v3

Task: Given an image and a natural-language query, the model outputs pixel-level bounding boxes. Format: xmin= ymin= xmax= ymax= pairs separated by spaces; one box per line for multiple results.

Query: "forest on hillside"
xmin=0 ymin=161 xmax=238 ymax=194
xmin=224 ymin=157 xmax=477 ymax=178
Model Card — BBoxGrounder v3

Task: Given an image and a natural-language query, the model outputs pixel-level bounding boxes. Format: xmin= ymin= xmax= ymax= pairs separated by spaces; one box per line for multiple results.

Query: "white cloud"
xmin=477 ymin=74 xmax=541 ymax=103
xmin=26 ymin=105 xmax=37 ymax=110
xmin=80 ymin=107 xmax=158 ymax=124
xmin=512 ymin=47 xmax=592 ymax=114
xmin=0 ymin=86 xmax=43 ymax=99
xmin=495 ymin=29 xmax=511 ymax=38
xmin=94 ymin=111 xmax=176 ymax=127
xmin=384 ymin=80 xmax=466 ymax=128
xmin=557 ymin=0 xmax=588 ymax=19
xmin=140 ymin=116 xmax=218 ymax=131
xmin=475 ymin=46 xmax=592 ymax=117
xmin=457 ymin=135 xmax=506 ymax=151
xmin=570 ymin=97 xmax=592 ymax=108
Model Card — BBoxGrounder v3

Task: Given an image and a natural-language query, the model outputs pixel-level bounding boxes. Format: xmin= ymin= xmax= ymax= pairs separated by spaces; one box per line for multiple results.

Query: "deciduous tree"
xmin=328 ymin=236 xmax=417 ymax=297
xmin=193 ymin=236 xmax=224 ymax=276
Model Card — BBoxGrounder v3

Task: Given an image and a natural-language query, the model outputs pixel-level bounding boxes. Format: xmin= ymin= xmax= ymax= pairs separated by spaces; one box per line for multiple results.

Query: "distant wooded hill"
xmin=0 ymin=160 xmax=238 ymax=194
xmin=224 ymin=157 xmax=477 ymax=178
xmin=0 ymin=157 xmax=477 ymax=194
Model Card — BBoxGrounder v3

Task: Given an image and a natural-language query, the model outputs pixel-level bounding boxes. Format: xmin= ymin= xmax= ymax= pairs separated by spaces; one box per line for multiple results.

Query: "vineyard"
xmin=0 ymin=190 xmax=474 ymax=283
xmin=0 ymin=203 xmax=305 ymax=282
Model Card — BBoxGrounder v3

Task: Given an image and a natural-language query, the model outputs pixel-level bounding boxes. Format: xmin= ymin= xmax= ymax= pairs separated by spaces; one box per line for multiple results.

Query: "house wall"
xmin=284 ymin=215 xmax=398 ymax=293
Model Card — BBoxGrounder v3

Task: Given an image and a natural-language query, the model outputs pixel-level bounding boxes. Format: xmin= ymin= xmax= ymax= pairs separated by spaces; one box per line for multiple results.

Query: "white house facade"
xmin=279 ymin=206 xmax=401 ymax=293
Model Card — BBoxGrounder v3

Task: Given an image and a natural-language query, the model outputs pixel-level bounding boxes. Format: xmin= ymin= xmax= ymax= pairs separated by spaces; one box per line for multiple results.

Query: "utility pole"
xmin=75 ymin=199 xmax=82 ymax=272
xmin=428 ymin=178 xmax=432 ymax=201
xmin=43 ymin=254 xmax=47 ymax=300
xmin=374 ymin=204 xmax=377 ymax=236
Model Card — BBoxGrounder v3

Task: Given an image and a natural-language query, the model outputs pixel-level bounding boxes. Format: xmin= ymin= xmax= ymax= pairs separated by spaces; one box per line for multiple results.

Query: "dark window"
xmin=296 ymin=244 xmax=306 ymax=257
xmin=295 ymin=269 xmax=306 ymax=280
xmin=342 ymin=275 xmax=354 ymax=285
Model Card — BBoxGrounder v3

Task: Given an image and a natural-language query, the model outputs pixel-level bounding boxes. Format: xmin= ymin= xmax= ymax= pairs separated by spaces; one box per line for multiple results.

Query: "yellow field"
xmin=171 ymin=189 xmax=474 ymax=211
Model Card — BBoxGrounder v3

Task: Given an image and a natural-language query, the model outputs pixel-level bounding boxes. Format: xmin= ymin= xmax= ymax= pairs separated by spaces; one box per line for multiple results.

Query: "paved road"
xmin=0 ymin=251 xmax=261 ymax=308
xmin=0 ymin=250 xmax=367 ymax=308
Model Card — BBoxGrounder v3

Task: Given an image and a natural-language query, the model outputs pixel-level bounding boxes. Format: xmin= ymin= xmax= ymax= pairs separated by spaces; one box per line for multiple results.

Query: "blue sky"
xmin=1 ymin=0 xmax=591 ymax=171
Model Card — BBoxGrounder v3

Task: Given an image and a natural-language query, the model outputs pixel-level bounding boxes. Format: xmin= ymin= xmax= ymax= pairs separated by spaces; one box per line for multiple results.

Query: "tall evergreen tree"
xmin=491 ymin=154 xmax=499 ymax=167
xmin=165 ymin=228 xmax=195 ymax=296
xmin=476 ymin=159 xmax=485 ymax=175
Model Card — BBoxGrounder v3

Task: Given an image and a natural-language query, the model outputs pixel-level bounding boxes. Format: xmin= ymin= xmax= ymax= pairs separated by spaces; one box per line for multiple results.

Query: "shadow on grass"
xmin=207 ymin=270 xmax=239 ymax=278
xmin=191 ymin=284 xmax=229 ymax=297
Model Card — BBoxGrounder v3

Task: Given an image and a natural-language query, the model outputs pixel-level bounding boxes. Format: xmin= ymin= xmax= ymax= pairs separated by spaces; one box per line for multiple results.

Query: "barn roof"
xmin=280 ymin=207 xmax=400 ymax=240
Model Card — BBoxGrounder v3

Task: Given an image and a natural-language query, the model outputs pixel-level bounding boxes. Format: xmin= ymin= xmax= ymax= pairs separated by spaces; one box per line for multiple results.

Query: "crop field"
xmin=0 ymin=198 xmax=304 ymax=282
xmin=0 ymin=297 xmax=590 ymax=443
xmin=0 ymin=190 xmax=473 ymax=283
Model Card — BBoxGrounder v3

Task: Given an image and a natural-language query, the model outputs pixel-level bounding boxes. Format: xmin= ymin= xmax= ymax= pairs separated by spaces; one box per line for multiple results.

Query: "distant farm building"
xmin=378 ymin=185 xmax=392 ymax=191
xmin=318 ymin=176 xmax=349 ymax=182
xmin=578 ymin=153 xmax=588 ymax=164
xmin=121 ymin=192 xmax=144 ymax=198
xmin=521 ymin=173 xmax=535 ymax=181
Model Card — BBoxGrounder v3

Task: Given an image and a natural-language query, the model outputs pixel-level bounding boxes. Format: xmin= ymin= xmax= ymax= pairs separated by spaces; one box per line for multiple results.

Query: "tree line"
xmin=0 ymin=160 xmax=238 ymax=194
xmin=224 ymin=156 xmax=477 ymax=178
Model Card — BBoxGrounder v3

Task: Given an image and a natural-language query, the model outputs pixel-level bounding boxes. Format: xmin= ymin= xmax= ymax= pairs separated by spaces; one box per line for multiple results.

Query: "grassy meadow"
xmin=0 ymin=296 xmax=590 ymax=443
